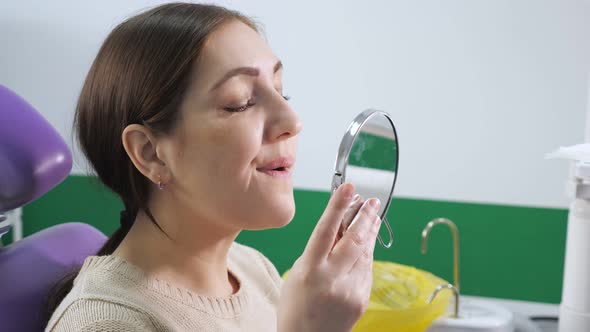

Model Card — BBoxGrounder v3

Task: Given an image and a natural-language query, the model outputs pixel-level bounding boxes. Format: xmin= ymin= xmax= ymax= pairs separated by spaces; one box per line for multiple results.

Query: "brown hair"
xmin=45 ymin=2 xmax=257 ymax=320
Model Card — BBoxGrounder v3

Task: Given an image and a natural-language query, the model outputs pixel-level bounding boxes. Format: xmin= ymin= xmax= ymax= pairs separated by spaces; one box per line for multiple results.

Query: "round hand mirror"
xmin=331 ymin=109 xmax=399 ymax=248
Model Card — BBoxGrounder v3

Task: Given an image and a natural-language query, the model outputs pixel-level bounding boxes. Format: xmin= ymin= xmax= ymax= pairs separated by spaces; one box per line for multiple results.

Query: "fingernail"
xmin=348 ymin=194 xmax=360 ymax=206
xmin=369 ymin=198 xmax=381 ymax=211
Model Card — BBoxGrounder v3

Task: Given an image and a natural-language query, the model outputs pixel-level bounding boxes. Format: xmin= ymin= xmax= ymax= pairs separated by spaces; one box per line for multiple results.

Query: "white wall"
xmin=586 ymin=78 xmax=590 ymax=142
xmin=1 ymin=0 xmax=589 ymax=208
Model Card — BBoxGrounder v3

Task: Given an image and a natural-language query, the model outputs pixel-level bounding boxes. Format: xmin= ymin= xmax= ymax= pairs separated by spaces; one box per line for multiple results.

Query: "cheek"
xmin=183 ymin=118 xmax=262 ymax=192
xmin=212 ymin=123 xmax=262 ymax=173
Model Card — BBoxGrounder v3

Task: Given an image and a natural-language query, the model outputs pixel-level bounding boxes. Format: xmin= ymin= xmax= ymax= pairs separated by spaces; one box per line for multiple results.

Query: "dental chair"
xmin=0 ymin=84 xmax=107 ymax=331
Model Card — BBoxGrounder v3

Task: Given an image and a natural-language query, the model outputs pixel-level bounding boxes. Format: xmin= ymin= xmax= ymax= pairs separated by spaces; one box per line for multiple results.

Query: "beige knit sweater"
xmin=46 ymin=242 xmax=283 ymax=331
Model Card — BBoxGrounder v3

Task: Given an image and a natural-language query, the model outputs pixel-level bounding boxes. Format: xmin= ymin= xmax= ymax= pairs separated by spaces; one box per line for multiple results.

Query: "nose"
xmin=264 ymin=92 xmax=303 ymax=142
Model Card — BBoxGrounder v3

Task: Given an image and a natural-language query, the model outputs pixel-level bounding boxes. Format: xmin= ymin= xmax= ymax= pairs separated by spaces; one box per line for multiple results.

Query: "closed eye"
xmin=224 ymin=99 xmax=256 ymax=113
xmin=223 ymin=95 xmax=291 ymax=113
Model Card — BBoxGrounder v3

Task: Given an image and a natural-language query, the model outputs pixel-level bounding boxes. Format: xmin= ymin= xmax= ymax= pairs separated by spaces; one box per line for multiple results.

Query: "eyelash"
xmin=224 ymin=95 xmax=291 ymax=113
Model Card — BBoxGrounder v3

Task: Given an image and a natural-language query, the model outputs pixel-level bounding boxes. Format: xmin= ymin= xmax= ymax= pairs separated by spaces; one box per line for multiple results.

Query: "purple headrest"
xmin=0 ymin=84 xmax=72 ymax=212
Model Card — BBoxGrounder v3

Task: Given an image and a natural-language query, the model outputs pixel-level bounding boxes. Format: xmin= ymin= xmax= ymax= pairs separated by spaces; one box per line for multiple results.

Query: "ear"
xmin=121 ymin=124 xmax=167 ymax=186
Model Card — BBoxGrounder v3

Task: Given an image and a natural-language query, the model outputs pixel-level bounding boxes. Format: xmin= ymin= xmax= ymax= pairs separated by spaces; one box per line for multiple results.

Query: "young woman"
xmin=45 ymin=3 xmax=382 ymax=331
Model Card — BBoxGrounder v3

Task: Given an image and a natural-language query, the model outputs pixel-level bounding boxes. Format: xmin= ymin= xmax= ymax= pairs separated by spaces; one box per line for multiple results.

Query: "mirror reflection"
xmin=345 ymin=114 xmax=398 ymax=219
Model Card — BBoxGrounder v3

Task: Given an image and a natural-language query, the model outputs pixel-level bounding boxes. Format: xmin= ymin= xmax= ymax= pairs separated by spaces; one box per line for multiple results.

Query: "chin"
xmin=246 ymin=199 xmax=295 ymax=230
xmin=273 ymin=208 xmax=295 ymax=228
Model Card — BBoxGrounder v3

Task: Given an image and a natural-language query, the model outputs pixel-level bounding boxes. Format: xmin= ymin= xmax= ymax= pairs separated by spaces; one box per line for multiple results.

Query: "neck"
xmin=113 ymin=205 xmax=241 ymax=297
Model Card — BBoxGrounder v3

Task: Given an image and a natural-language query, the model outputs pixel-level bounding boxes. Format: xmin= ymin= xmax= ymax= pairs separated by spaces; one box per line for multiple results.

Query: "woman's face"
xmin=160 ymin=20 xmax=302 ymax=231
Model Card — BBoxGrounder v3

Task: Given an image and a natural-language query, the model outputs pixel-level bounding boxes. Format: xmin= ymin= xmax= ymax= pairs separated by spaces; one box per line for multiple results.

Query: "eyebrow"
xmin=210 ymin=60 xmax=283 ymax=92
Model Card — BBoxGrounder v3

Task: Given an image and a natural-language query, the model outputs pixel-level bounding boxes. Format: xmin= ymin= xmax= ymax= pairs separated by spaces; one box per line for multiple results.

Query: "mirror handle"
xmin=377 ymin=216 xmax=393 ymax=248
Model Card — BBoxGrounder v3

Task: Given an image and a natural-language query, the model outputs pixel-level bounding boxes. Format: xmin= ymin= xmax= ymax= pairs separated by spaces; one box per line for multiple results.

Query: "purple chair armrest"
xmin=0 ymin=222 xmax=107 ymax=331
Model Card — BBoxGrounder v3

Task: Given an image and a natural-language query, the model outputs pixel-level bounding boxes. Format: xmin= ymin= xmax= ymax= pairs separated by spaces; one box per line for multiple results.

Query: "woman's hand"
xmin=277 ymin=183 xmax=382 ymax=332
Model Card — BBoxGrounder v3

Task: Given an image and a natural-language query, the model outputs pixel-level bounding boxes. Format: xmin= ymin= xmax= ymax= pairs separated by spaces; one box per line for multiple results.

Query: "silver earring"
xmin=158 ymin=175 xmax=165 ymax=190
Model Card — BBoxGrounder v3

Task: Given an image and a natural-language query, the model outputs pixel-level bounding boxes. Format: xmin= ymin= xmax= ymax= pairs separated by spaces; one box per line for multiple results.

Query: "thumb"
xmin=303 ymin=183 xmax=355 ymax=263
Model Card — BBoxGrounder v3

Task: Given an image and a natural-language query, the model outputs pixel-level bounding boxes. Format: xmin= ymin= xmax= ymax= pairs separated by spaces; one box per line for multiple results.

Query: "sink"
xmin=427 ymin=298 xmax=514 ymax=332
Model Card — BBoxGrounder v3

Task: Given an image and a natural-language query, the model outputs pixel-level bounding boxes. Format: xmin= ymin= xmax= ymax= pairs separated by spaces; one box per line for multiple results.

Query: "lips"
xmin=257 ymin=156 xmax=295 ymax=177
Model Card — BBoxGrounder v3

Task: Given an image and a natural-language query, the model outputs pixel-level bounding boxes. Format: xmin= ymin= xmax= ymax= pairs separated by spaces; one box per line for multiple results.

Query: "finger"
xmin=331 ymin=232 xmax=342 ymax=251
xmin=359 ymin=262 xmax=375 ymax=307
xmin=350 ymin=215 xmax=380 ymax=274
xmin=339 ymin=194 xmax=364 ymax=235
xmin=304 ymin=183 xmax=355 ymax=263
xmin=329 ymin=198 xmax=380 ymax=273
xmin=335 ymin=195 xmax=363 ymax=250
xmin=351 ymin=244 xmax=376 ymax=312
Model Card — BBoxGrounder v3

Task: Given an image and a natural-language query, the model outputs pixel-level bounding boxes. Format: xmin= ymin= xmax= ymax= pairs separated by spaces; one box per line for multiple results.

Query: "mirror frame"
xmin=331 ymin=109 xmax=399 ymax=248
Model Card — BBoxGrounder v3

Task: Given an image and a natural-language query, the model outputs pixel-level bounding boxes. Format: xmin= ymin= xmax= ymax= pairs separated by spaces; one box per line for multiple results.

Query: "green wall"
xmin=8 ymin=175 xmax=567 ymax=304
xmin=349 ymin=132 xmax=397 ymax=172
